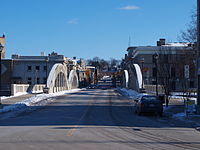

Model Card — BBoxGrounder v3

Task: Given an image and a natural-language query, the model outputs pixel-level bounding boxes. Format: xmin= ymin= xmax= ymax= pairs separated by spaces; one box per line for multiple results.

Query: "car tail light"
xmin=140 ymin=103 xmax=144 ymax=107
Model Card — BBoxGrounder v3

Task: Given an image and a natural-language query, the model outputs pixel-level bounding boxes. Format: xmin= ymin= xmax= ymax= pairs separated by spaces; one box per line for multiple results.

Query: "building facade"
xmin=123 ymin=39 xmax=196 ymax=92
xmin=11 ymin=53 xmax=68 ymax=85
xmin=0 ymin=34 xmax=5 ymax=58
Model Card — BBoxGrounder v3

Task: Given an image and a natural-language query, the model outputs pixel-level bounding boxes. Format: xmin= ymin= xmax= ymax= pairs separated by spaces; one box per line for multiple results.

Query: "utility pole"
xmin=197 ymin=0 xmax=200 ymax=113
xmin=0 ymin=43 xmax=3 ymax=105
xmin=153 ymin=53 xmax=159 ymax=96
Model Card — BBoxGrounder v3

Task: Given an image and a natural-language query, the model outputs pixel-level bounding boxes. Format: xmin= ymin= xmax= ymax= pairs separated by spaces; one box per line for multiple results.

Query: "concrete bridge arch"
xmin=122 ymin=70 xmax=129 ymax=88
xmin=122 ymin=64 xmax=143 ymax=92
xmin=68 ymin=70 xmax=79 ymax=89
xmin=47 ymin=63 xmax=69 ymax=93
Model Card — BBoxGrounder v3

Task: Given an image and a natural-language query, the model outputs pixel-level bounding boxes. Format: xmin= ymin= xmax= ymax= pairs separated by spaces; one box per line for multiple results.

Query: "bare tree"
xmin=157 ymin=47 xmax=175 ymax=107
xmin=178 ymin=9 xmax=197 ymax=43
xmin=157 ymin=46 xmax=196 ymax=107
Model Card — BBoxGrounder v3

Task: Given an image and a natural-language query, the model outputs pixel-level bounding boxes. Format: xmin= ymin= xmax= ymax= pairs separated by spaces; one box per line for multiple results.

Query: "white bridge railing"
xmin=11 ymin=84 xmax=45 ymax=96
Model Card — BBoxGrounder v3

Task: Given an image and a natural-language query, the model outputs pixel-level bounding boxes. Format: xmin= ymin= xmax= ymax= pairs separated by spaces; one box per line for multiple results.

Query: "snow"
xmin=163 ymin=42 xmax=190 ymax=47
xmin=1 ymin=92 xmax=28 ymax=100
xmin=172 ymin=112 xmax=186 ymax=118
xmin=118 ymin=88 xmax=141 ymax=100
xmin=0 ymin=89 xmax=81 ymax=114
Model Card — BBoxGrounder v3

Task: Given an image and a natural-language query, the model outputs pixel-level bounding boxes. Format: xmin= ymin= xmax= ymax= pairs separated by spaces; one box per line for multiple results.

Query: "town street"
xmin=0 ymin=89 xmax=200 ymax=150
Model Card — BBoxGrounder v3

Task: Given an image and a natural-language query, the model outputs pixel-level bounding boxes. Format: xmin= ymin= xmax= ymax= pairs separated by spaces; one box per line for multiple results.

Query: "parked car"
xmin=134 ymin=95 xmax=163 ymax=116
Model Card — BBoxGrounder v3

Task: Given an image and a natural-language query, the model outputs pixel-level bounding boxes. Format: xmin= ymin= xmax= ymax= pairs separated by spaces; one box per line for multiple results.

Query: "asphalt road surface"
xmin=0 ymin=89 xmax=200 ymax=150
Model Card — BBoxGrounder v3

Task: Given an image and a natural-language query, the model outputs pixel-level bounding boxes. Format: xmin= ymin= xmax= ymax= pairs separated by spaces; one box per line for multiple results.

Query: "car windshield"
xmin=141 ymin=96 xmax=158 ymax=102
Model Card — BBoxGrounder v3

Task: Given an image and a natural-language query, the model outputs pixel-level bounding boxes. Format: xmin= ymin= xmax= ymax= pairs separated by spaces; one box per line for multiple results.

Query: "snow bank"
xmin=0 ymin=89 xmax=81 ymax=114
xmin=118 ymin=88 xmax=141 ymax=99
xmin=1 ymin=92 xmax=28 ymax=100
xmin=172 ymin=112 xmax=186 ymax=119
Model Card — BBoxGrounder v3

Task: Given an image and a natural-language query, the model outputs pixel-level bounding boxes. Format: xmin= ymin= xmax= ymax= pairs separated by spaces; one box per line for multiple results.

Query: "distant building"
xmin=1 ymin=52 xmax=89 ymax=95
xmin=123 ymin=38 xmax=196 ymax=91
xmin=0 ymin=34 xmax=6 ymax=58
xmin=11 ymin=52 xmax=68 ymax=85
xmin=0 ymin=52 xmax=67 ymax=95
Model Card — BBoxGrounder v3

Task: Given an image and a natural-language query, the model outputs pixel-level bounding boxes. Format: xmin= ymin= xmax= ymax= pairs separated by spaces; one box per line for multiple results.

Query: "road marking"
xmin=66 ymin=91 xmax=95 ymax=136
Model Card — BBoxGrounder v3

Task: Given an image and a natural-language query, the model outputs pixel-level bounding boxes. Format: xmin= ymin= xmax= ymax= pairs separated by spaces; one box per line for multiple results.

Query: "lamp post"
xmin=0 ymin=43 xmax=3 ymax=104
xmin=45 ymin=56 xmax=49 ymax=87
xmin=43 ymin=56 xmax=49 ymax=94
xmin=197 ymin=0 xmax=200 ymax=113
xmin=153 ymin=53 xmax=159 ymax=96
xmin=140 ymin=58 xmax=145 ymax=89
xmin=94 ymin=61 xmax=98 ymax=85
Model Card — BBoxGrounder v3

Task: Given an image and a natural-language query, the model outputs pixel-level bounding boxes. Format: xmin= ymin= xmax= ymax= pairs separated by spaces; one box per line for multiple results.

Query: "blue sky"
xmin=0 ymin=0 xmax=196 ymax=60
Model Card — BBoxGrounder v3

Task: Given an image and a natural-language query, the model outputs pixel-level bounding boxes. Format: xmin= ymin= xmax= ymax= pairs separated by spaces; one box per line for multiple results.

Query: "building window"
xmin=27 ymin=66 xmax=32 ymax=71
xmin=35 ymin=66 xmax=40 ymax=70
xmin=152 ymin=81 xmax=156 ymax=85
xmin=28 ymin=77 xmax=32 ymax=85
xmin=43 ymin=77 xmax=47 ymax=84
xmin=163 ymin=55 xmax=168 ymax=63
xmin=190 ymin=81 xmax=195 ymax=88
xmin=152 ymin=68 xmax=157 ymax=77
xmin=43 ymin=66 xmax=47 ymax=71
xmin=37 ymin=78 xmax=40 ymax=84
xmin=171 ymin=67 xmax=175 ymax=78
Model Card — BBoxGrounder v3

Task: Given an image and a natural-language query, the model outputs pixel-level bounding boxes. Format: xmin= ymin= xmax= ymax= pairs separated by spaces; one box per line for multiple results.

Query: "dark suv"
xmin=134 ymin=95 xmax=163 ymax=116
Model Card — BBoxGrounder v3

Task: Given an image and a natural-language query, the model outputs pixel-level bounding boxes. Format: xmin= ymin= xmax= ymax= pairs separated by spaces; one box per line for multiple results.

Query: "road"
xmin=0 ymin=89 xmax=200 ymax=150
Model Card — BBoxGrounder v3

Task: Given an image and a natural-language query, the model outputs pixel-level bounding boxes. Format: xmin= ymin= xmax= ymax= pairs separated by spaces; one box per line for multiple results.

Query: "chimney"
xmin=157 ymin=38 xmax=166 ymax=46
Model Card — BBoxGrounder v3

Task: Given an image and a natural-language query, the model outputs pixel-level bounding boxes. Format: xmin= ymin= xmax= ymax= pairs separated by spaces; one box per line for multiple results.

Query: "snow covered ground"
xmin=117 ymin=88 xmax=141 ymax=100
xmin=1 ymin=92 xmax=28 ymax=100
xmin=0 ymin=89 xmax=82 ymax=114
xmin=118 ymin=88 xmax=200 ymax=125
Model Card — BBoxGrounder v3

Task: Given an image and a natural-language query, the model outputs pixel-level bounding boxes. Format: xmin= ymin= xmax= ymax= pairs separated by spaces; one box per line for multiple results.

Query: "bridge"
xmin=121 ymin=63 xmax=143 ymax=92
xmin=46 ymin=63 xmax=79 ymax=93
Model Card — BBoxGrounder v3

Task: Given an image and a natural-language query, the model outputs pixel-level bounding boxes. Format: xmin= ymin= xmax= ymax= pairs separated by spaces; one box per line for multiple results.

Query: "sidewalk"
xmin=0 ymin=94 xmax=35 ymax=109
xmin=118 ymin=88 xmax=200 ymax=126
xmin=164 ymin=98 xmax=200 ymax=126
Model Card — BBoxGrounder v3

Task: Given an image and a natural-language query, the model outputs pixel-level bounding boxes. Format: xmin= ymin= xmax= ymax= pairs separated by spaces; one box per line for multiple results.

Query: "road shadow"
xmin=0 ymin=89 xmax=198 ymax=129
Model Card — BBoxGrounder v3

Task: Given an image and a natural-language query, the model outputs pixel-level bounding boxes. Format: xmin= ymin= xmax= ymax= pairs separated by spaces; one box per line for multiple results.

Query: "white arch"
xmin=68 ymin=70 xmax=79 ymax=89
xmin=133 ymin=64 xmax=143 ymax=89
xmin=47 ymin=63 xmax=69 ymax=93
xmin=123 ymin=70 xmax=129 ymax=88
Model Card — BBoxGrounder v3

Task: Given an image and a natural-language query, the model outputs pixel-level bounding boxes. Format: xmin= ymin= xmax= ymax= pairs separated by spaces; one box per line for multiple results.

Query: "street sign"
xmin=185 ymin=99 xmax=196 ymax=115
xmin=184 ymin=65 xmax=189 ymax=79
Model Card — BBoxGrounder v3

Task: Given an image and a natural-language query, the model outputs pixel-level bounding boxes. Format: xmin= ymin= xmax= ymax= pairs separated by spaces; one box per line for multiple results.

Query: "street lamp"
xmin=94 ymin=61 xmax=98 ymax=85
xmin=45 ymin=56 xmax=49 ymax=87
xmin=0 ymin=43 xmax=3 ymax=104
xmin=197 ymin=0 xmax=200 ymax=113
xmin=140 ymin=58 xmax=145 ymax=89
xmin=153 ymin=53 xmax=159 ymax=96
xmin=43 ymin=56 xmax=49 ymax=93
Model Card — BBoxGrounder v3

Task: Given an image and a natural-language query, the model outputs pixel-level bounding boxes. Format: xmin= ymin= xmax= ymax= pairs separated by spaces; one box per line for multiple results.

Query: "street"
xmin=0 ymin=89 xmax=200 ymax=150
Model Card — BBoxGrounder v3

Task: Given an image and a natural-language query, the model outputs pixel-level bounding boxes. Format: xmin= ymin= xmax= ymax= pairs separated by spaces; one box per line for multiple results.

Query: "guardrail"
xmin=11 ymin=84 xmax=45 ymax=96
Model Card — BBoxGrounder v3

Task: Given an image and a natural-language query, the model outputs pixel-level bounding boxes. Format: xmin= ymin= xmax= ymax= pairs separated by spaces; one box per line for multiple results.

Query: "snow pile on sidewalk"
xmin=1 ymin=92 xmax=28 ymax=100
xmin=172 ymin=112 xmax=186 ymax=120
xmin=117 ymin=88 xmax=141 ymax=99
xmin=0 ymin=89 xmax=81 ymax=114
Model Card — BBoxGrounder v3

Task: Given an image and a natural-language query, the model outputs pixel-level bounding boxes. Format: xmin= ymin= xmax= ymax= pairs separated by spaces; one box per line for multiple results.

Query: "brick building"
xmin=123 ymin=39 xmax=196 ymax=92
